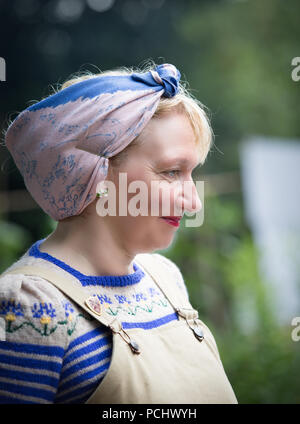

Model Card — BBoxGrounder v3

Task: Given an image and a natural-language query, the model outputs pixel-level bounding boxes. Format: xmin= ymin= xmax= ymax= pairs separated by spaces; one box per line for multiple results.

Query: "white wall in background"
xmin=239 ymin=136 xmax=300 ymax=326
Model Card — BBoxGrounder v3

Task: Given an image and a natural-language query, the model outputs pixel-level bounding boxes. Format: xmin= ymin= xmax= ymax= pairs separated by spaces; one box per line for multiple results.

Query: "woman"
xmin=0 ymin=62 xmax=238 ymax=404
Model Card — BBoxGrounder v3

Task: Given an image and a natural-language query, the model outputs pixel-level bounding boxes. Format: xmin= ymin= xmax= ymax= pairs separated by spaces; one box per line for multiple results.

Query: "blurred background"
xmin=0 ymin=0 xmax=299 ymax=403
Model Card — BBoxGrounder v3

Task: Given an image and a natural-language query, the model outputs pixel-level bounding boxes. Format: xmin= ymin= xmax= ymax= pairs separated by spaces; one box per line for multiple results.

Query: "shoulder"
xmin=1 ymin=252 xmax=78 ymax=311
xmin=136 ymin=252 xmax=190 ymax=301
xmin=0 ymin=271 xmax=63 ymax=345
xmin=154 ymin=253 xmax=190 ymax=300
xmin=0 ymin=265 xmax=96 ymax=347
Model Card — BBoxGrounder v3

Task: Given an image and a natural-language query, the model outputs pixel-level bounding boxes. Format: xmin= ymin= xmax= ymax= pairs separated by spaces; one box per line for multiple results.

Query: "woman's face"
xmin=104 ymin=112 xmax=202 ymax=253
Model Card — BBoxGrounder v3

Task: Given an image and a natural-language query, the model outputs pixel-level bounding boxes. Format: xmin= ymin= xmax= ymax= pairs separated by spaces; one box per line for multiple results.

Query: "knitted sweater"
xmin=0 ymin=239 xmax=190 ymax=404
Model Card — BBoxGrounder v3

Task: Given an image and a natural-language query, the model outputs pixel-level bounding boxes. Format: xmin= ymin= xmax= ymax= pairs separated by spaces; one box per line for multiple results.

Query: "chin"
xmin=135 ymin=237 xmax=174 ymax=254
xmin=154 ymin=237 xmax=175 ymax=252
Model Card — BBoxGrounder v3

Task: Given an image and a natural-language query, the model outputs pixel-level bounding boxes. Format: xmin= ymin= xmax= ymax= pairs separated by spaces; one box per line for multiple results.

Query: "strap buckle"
xmin=176 ymin=308 xmax=204 ymax=342
xmin=109 ymin=318 xmax=141 ymax=354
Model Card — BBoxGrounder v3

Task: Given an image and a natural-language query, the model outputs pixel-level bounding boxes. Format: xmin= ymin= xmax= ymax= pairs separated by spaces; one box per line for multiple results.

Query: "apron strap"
xmin=134 ymin=254 xmax=205 ymax=342
xmin=0 ymin=266 xmax=118 ymax=329
xmin=134 ymin=254 xmax=193 ymax=311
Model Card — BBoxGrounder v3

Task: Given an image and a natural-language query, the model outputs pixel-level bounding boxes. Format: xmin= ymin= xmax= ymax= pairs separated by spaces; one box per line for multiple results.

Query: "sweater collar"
xmin=28 ymin=239 xmax=145 ymax=287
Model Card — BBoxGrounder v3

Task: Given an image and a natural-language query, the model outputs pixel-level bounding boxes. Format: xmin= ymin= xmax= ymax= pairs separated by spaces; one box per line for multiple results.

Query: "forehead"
xmin=138 ymin=113 xmax=200 ymax=165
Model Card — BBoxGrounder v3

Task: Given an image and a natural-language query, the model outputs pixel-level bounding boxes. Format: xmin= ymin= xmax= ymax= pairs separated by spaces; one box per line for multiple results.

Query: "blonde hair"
xmin=52 ymin=60 xmax=214 ymax=166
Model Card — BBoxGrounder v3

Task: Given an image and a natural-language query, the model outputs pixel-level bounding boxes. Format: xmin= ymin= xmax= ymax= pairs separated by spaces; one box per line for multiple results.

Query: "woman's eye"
xmin=164 ymin=170 xmax=180 ymax=178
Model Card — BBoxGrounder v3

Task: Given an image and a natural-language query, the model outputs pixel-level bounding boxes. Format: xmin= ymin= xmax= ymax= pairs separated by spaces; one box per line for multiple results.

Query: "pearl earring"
xmin=96 ymin=188 xmax=108 ymax=198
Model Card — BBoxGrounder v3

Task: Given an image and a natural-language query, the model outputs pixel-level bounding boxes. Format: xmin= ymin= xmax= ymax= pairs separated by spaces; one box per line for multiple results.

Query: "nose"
xmin=175 ymin=180 xmax=202 ymax=215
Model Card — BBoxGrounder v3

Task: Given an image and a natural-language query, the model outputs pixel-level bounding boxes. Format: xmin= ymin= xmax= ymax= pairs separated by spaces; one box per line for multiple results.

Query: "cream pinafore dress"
xmin=3 ymin=253 xmax=238 ymax=404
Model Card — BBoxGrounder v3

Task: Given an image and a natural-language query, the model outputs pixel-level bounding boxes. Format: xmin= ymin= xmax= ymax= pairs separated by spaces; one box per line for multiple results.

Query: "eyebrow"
xmin=161 ymin=158 xmax=201 ymax=169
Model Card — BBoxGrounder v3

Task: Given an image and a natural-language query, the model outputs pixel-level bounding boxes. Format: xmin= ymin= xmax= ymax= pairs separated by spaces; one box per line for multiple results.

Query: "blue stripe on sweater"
xmin=122 ymin=311 xmax=178 ymax=329
xmin=0 ymin=341 xmax=64 ymax=357
xmin=62 ymin=335 xmax=111 ymax=367
xmin=0 ymin=353 xmax=62 ymax=374
xmin=56 ymin=386 xmax=96 ymax=404
xmin=0 ymin=395 xmax=36 ymax=404
xmin=0 ymin=381 xmax=55 ymax=402
xmin=66 ymin=326 xmax=110 ymax=354
xmin=60 ymin=347 xmax=112 ymax=383
xmin=0 ymin=367 xmax=59 ymax=388
xmin=55 ymin=365 xmax=110 ymax=403
xmin=68 ymin=388 xmax=97 ymax=404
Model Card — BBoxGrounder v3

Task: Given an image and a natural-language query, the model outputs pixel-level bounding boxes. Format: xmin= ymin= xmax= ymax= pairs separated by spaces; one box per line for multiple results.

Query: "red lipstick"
xmin=160 ymin=216 xmax=182 ymax=227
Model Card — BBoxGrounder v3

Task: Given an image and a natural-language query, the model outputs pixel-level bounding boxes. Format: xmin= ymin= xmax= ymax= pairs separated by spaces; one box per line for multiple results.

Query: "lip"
xmin=160 ymin=217 xmax=181 ymax=227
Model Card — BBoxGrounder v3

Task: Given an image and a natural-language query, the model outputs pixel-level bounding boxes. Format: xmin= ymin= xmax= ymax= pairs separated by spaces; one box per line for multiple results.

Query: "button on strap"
xmin=129 ymin=340 xmax=141 ymax=354
xmin=193 ymin=326 xmax=204 ymax=342
xmin=176 ymin=308 xmax=205 ymax=343
xmin=109 ymin=320 xmax=141 ymax=355
xmin=118 ymin=328 xmax=141 ymax=354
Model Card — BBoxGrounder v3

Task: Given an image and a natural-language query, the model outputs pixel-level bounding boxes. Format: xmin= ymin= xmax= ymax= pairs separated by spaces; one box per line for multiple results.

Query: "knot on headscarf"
xmin=133 ymin=63 xmax=181 ymax=98
xmin=5 ymin=63 xmax=181 ymax=221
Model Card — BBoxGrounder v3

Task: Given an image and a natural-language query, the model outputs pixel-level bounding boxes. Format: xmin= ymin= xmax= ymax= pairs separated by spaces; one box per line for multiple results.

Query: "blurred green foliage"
xmin=1 ymin=0 xmax=300 ymax=404
xmin=162 ymin=195 xmax=300 ymax=404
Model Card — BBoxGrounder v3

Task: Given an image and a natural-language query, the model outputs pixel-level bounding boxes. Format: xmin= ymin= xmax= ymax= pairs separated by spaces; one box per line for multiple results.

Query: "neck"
xmin=40 ymin=214 xmax=135 ymax=277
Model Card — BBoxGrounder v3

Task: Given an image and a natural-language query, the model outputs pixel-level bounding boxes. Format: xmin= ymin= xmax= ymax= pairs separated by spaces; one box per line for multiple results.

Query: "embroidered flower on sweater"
xmin=97 ymin=294 xmax=113 ymax=305
xmin=31 ymin=302 xmax=57 ymax=321
xmin=62 ymin=300 xmax=75 ymax=321
xmin=0 ymin=299 xmax=24 ymax=322
xmin=0 ymin=298 xmax=92 ymax=337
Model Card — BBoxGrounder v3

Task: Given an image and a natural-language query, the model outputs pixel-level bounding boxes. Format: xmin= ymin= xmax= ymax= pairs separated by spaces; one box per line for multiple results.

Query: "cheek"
xmin=147 ymin=182 xmax=179 ymax=216
xmin=117 ymin=172 xmax=152 ymax=217
xmin=110 ymin=168 xmax=181 ymax=217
